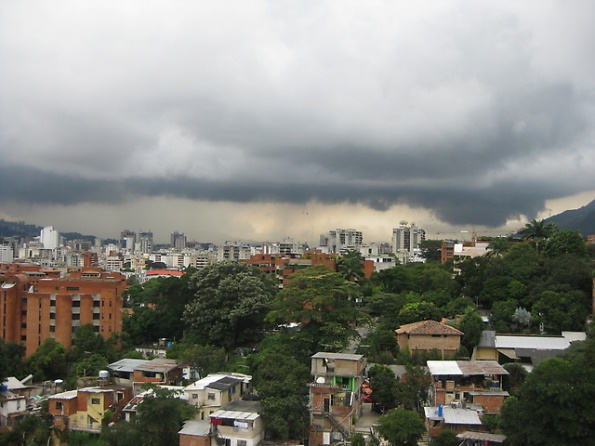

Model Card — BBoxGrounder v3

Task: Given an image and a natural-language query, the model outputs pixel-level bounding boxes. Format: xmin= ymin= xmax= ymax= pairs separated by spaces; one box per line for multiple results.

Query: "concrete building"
xmin=320 ymin=229 xmax=363 ymax=254
xmin=0 ymin=264 xmax=126 ymax=357
xmin=309 ymin=352 xmax=367 ymax=446
xmin=137 ymin=232 xmax=154 ymax=254
xmin=210 ymin=400 xmax=264 ymax=446
xmin=185 ymin=373 xmax=251 ymax=421
xmin=396 ymin=320 xmax=463 ymax=358
xmin=392 ymin=222 xmax=425 ymax=263
xmin=171 ymin=231 xmax=187 ymax=250
xmin=40 ymin=226 xmax=61 ymax=250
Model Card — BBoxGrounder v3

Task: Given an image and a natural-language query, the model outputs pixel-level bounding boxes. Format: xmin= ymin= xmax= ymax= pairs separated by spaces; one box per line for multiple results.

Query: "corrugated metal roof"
xmin=495 ymin=335 xmax=570 ymax=350
xmin=427 ymin=361 xmax=508 ymax=376
xmin=179 ymin=420 xmax=211 ymax=437
xmin=442 ymin=407 xmax=482 ymax=425
xmin=457 ymin=431 xmax=506 ymax=442
xmin=108 ymin=359 xmax=148 ymax=373
xmin=312 ymin=352 xmax=364 ymax=361
xmin=134 ymin=358 xmax=178 ymax=373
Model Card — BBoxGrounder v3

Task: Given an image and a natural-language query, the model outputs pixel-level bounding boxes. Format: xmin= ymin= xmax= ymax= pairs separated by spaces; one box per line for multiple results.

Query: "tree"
xmin=184 ymin=261 xmax=277 ymax=350
xmin=394 ymin=365 xmax=431 ymax=413
xmin=433 ymin=429 xmax=460 ymax=446
xmin=368 ymin=365 xmax=398 ymax=410
xmin=542 ymin=229 xmax=588 ymax=258
xmin=24 ymin=338 xmax=67 ymax=382
xmin=500 ymin=337 xmax=595 ymax=445
xmin=376 ymin=408 xmax=426 ymax=446
xmin=418 ymin=239 xmax=443 ymax=263
xmin=502 ymin=362 xmax=528 ymax=394
xmin=337 ymin=249 xmax=365 ymax=282
xmin=137 ymin=386 xmax=197 ymax=446
xmin=511 ymin=307 xmax=532 ymax=328
xmin=167 ymin=344 xmax=226 ymax=379
xmin=533 ymin=289 xmax=590 ymax=333
xmin=458 ymin=307 xmax=484 ymax=352
xmin=0 ymin=339 xmax=25 ymax=384
xmin=266 ymin=265 xmax=364 ymax=352
xmin=520 ymin=219 xmax=557 ymax=252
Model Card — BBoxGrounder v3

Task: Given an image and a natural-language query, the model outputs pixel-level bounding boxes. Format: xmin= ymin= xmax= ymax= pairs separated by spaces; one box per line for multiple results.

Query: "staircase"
xmin=418 ymin=431 xmax=430 ymax=446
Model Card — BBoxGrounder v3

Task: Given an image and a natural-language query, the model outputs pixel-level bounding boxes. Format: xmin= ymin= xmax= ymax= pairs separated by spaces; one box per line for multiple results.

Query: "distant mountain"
xmin=0 ymin=219 xmax=97 ymax=241
xmin=0 ymin=219 xmax=41 ymax=239
xmin=545 ymin=198 xmax=595 ymax=236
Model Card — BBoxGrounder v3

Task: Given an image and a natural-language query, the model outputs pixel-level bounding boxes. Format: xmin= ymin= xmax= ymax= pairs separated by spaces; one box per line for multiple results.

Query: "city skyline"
xmin=1 ymin=2 xmax=594 ymax=245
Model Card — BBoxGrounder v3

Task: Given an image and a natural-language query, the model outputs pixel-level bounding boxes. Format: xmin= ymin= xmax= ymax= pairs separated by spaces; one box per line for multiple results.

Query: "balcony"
xmin=69 ymin=421 xmax=101 ymax=433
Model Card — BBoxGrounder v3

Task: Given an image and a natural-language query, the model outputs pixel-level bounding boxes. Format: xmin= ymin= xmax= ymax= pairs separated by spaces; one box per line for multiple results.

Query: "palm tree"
xmin=521 ymin=219 xmax=558 ymax=252
xmin=337 ymin=249 xmax=365 ymax=282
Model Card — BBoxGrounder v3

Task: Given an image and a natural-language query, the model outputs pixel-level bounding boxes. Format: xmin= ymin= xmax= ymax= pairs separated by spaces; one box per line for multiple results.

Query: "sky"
xmin=1 ymin=1 xmax=594 ymax=245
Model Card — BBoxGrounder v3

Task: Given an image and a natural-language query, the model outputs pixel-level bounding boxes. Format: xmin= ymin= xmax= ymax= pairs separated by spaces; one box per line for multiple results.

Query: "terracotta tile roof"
xmin=395 ymin=320 xmax=463 ymax=336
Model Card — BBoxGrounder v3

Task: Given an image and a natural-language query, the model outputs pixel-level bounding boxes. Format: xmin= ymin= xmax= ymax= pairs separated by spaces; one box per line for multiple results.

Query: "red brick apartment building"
xmin=0 ymin=264 xmax=126 ymax=357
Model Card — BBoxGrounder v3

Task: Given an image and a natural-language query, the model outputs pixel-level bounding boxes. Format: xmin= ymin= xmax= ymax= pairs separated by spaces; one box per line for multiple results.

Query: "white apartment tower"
xmin=138 ymin=231 xmax=154 ymax=254
xmin=40 ymin=226 xmax=60 ymax=249
xmin=319 ymin=229 xmax=363 ymax=253
xmin=392 ymin=221 xmax=426 ymax=262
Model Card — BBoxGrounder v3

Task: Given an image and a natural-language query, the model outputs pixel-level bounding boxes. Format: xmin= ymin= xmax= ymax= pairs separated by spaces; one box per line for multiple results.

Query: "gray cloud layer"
xmin=1 ymin=1 xmax=594 ymax=228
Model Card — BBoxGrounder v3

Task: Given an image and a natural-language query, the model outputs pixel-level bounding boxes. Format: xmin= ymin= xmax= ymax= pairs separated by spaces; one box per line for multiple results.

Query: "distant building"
xmin=171 ymin=231 xmax=187 ymax=250
xmin=392 ymin=222 xmax=425 ymax=263
xmin=320 ymin=229 xmax=363 ymax=253
xmin=137 ymin=231 xmax=154 ymax=254
xmin=40 ymin=226 xmax=61 ymax=250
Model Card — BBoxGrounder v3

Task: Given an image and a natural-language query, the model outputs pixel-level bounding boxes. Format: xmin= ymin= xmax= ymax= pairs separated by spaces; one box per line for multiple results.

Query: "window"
xmin=55 ymin=402 xmax=63 ymax=410
xmin=91 ymin=398 xmax=100 ymax=405
xmin=208 ymin=393 xmax=216 ymax=400
xmin=238 ymin=441 xmax=247 ymax=446
xmin=67 ymin=287 xmax=79 ymax=291
xmin=192 ymin=394 xmax=198 ymax=400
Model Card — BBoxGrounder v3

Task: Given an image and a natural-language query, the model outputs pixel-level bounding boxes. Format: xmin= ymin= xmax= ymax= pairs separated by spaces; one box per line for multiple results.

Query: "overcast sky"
xmin=1 ymin=1 xmax=594 ymax=244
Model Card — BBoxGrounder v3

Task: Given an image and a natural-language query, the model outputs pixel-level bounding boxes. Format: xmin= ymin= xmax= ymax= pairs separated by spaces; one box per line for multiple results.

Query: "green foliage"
xmin=137 ymin=386 xmax=197 ymax=446
xmin=250 ymin=352 xmax=309 ymax=400
xmin=266 ymin=265 xmax=363 ymax=352
xmin=433 ymin=429 xmax=460 ymax=446
xmin=337 ymin=249 xmax=365 ymax=281
xmin=125 ymin=272 xmax=198 ymax=343
xmin=261 ymin=396 xmax=309 ymax=441
xmin=502 ymin=363 xmax=528 ymax=394
xmin=394 ymin=365 xmax=431 ymax=412
xmin=418 ymin=239 xmax=443 ymax=263
xmin=184 ymin=261 xmax=277 ymax=350
xmin=74 ymin=353 xmax=109 ymax=377
xmin=167 ymin=343 xmax=226 ymax=379
xmin=533 ymin=289 xmax=590 ymax=333
xmin=65 ymin=431 xmax=105 ymax=446
xmin=398 ymin=301 xmax=441 ymax=325
xmin=368 ymin=365 xmax=398 ymax=408
xmin=376 ymin=408 xmax=425 ymax=446
xmin=100 ymin=420 xmax=140 ymax=446
xmin=0 ymin=414 xmax=51 ymax=446
xmin=0 ymin=339 xmax=25 ymax=383
xmin=500 ymin=337 xmax=595 ymax=445
xmin=360 ymin=329 xmax=398 ymax=364
xmin=458 ymin=307 xmax=484 ymax=352
xmin=351 ymin=432 xmax=367 ymax=446
xmin=542 ymin=229 xmax=587 ymax=258
xmin=24 ymin=338 xmax=67 ymax=381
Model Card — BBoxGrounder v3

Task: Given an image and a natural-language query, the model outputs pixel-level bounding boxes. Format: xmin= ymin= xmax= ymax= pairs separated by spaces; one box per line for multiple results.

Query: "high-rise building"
xmin=138 ymin=231 xmax=153 ymax=254
xmin=170 ymin=231 xmax=187 ymax=250
xmin=319 ymin=229 xmax=363 ymax=253
xmin=0 ymin=265 xmax=125 ymax=357
xmin=120 ymin=229 xmax=136 ymax=252
xmin=392 ymin=221 xmax=426 ymax=263
xmin=40 ymin=226 xmax=60 ymax=249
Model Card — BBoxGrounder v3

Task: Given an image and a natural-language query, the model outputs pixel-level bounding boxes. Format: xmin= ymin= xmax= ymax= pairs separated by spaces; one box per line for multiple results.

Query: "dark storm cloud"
xmin=1 ymin=1 xmax=594 ymax=227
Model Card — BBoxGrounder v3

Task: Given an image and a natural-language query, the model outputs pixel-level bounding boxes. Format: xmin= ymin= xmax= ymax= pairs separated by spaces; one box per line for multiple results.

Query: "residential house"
xmin=179 ymin=420 xmax=211 ymax=446
xmin=472 ymin=330 xmax=587 ymax=371
xmin=0 ymin=387 xmax=28 ymax=429
xmin=49 ymin=386 xmax=132 ymax=433
xmin=132 ymin=358 xmax=183 ymax=393
xmin=107 ymin=358 xmax=149 ymax=386
xmin=424 ymin=405 xmax=484 ymax=438
xmin=309 ymin=352 xmax=367 ymax=446
xmin=396 ymin=320 xmax=463 ymax=358
xmin=210 ymin=400 xmax=264 ymax=446
xmin=427 ymin=361 xmax=509 ymax=416
xmin=185 ymin=374 xmax=251 ymax=421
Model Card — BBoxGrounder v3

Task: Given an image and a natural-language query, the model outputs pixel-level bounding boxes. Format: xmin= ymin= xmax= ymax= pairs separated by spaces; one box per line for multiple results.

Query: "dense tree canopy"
xmin=500 ymin=336 xmax=595 ymax=445
xmin=266 ymin=265 xmax=364 ymax=353
xmin=184 ymin=261 xmax=277 ymax=350
xmin=377 ymin=408 xmax=426 ymax=446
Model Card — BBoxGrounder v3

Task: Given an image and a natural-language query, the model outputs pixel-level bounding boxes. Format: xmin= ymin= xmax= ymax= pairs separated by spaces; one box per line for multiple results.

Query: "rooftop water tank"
xmin=98 ymin=370 xmax=110 ymax=379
